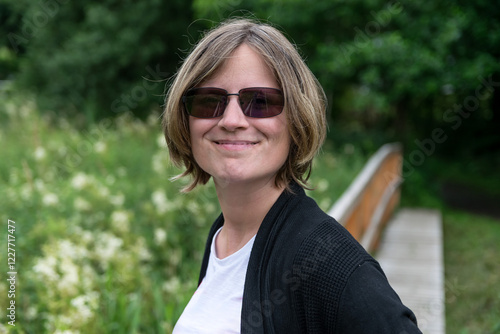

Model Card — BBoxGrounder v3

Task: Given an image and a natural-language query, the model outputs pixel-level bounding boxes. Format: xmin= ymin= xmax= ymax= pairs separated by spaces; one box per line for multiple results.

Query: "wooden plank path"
xmin=376 ymin=208 xmax=446 ymax=334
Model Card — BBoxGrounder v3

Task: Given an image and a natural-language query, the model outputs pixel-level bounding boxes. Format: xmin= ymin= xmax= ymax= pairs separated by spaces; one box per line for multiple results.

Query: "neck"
xmin=213 ymin=178 xmax=285 ymax=259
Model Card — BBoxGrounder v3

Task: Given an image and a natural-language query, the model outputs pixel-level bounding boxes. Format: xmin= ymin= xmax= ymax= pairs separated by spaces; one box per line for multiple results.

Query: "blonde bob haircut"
xmin=162 ymin=18 xmax=327 ymax=192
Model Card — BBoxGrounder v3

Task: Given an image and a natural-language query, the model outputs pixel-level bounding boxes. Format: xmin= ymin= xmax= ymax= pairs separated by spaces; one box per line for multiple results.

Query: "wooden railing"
xmin=327 ymin=143 xmax=403 ymax=253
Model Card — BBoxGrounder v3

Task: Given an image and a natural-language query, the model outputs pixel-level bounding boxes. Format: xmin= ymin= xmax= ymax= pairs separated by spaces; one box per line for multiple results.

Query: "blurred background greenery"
xmin=0 ymin=0 xmax=499 ymax=333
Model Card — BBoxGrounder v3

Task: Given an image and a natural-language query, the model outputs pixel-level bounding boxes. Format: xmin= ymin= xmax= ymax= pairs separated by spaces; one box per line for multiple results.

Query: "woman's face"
xmin=189 ymin=44 xmax=291 ymax=188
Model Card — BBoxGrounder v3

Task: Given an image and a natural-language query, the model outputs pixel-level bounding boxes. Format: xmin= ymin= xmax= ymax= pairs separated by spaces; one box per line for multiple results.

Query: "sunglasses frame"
xmin=182 ymin=87 xmax=285 ymax=119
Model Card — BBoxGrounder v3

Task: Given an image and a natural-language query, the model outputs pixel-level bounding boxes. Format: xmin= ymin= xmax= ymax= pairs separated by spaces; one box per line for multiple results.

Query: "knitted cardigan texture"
xmin=198 ymin=183 xmax=422 ymax=333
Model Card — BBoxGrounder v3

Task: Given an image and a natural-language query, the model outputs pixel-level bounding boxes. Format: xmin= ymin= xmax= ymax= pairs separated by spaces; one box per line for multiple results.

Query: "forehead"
xmin=201 ymin=44 xmax=279 ymax=90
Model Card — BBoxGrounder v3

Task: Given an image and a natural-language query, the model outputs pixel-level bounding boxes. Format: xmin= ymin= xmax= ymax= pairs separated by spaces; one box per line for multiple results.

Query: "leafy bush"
xmin=2 ymin=0 xmax=196 ymax=121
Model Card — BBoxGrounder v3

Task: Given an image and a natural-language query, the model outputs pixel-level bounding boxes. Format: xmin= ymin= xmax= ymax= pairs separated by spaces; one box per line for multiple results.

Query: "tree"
xmin=4 ymin=0 xmax=198 ymax=122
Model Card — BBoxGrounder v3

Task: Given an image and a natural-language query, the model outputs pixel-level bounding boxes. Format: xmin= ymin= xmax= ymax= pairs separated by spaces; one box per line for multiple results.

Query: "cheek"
xmin=268 ymin=122 xmax=291 ymax=160
xmin=189 ymin=119 xmax=217 ymax=167
xmin=189 ymin=119 xmax=209 ymax=145
xmin=189 ymin=120 xmax=205 ymax=161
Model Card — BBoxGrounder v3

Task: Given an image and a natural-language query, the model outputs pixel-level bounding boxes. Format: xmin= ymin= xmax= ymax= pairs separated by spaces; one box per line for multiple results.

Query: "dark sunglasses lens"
xmin=239 ymin=88 xmax=284 ymax=118
xmin=184 ymin=88 xmax=227 ymax=118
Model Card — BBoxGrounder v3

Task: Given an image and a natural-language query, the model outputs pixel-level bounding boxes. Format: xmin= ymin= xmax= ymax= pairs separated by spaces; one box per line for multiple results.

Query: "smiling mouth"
xmin=214 ymin=141 xmax=258 ymax=145
xmin=213 ymin=141 xmax=258 ymax=150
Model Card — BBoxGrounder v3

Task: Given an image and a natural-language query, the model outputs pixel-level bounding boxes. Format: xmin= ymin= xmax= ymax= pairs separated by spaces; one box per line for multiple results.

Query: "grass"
xmin=443 ymin=210 xmax=500 ymax=334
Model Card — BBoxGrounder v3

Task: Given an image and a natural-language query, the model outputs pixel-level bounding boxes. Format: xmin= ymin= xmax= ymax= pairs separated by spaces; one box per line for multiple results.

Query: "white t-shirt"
xmin=173 ymin=228 xmax=256 ymax=334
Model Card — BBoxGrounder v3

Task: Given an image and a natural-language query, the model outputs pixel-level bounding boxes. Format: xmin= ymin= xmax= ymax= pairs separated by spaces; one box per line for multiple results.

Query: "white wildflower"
xmin=25 ymin=306 xmax=38 ymax=320
xmin=4 ymin=101 xmax=16 ymax=116
xmin=54 ymin=330 xmax=80 ymax=334
xmin=19 ymin=100 xmax=35 ymax=119
xmin=42 ymin=193 xmax=59 ymax=206
xmin=94 ymin=141 xmax=107 ymax=153
xmin=152 ymin=189 xmax=171 ymax=214
xmin=169 ymin=249 xmax=181 ymax=266
xmin=152 ymin=151 xmax=167 ymax=174
xmin=34 ymin=146 xmax=46 ymax=160
xmin=157 ymin=133 xmax=166 ymax=148
xmin=320 ymin=198 xmax=332 ymax=211
xmin=154 ymin=228 xmax=167 ymax=245
xmin=95 ymin=232 xmax=123 ymax=268
xmin=74 ymin=197 xmax=91 ymax=211
xmin=98 ymin=185 xmax=110 ymax=197
xmin=105 ymin=174 xmax=116 ymax=185
xmin=54 ymin=317 xmax=76 ymax=329
xmin=20 ymin=184 xmax=33 ymax=200
xmin=135 ymin=237 xmax=152 ymax=261
xmin=59 ymin=239 xmax=88 ymax=260
xmin=80 ymin=264 xmax=96 ymax=291
xmin=33 ymin=255 xmax=59 ymax=281
xmin=80 ymin=230 xmax=93 ymax=245
xmin=109 ymin=193 xmax=125 ymax=206
xmin=117 ymin=167 xmax=127 ymax=177
xmin=148 ymin=112 xmax=160 ymax=126
xmin=204 ymin=202 xmax=217 ymax=214
xmin=163 ymin=277 xmax=180 ymax=294
xmin=187 ymin=201 xmax=200 ymax=214
xmin=70 ymin=292 xmax=98 ymax=323
xmin=58 ymin=257 xmax=79 ymax=296
xmin=34 ymin=178 xmax=45 ymax=191
xmin=111 ymin=210 xmax=130 ymax=233
xmin=71 ymin=172 xmax=89 ymax=190
xmin=317 ymin=179 xmax=329 ymax=192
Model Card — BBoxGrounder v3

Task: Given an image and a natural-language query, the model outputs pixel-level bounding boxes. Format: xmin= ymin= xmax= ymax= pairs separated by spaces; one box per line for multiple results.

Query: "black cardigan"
xmin=198 ymin=182 xmax=421 ymax=333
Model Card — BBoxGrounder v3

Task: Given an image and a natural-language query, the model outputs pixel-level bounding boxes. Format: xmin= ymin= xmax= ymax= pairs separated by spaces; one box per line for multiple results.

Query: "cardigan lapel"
xmin=241 ymin=182 xmax=305 ymax=333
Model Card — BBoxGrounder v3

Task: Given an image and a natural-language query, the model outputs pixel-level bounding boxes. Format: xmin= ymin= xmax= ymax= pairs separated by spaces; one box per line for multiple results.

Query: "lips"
xmin=214 ymin=140 xmax=257 ymax=145
xmin=213 ymin=140 xmax=258 ymax=151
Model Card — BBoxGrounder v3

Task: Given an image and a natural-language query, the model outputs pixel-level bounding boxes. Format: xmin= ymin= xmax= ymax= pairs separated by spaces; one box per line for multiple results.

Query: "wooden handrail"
xmin=327 ymin=143 xmax=403 ymax=252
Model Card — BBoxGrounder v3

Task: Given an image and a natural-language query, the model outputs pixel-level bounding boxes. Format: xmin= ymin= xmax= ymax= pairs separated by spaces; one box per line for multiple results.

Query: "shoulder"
xmin=337 ymin=261 xmax=421 ymax=332
xmin=274 ymin=194 xmax=420 ymax=333
xmin=277 ymin=191 xmax=373 ymax=272
xmin=271 ymin=191 xmax=376 ymax=300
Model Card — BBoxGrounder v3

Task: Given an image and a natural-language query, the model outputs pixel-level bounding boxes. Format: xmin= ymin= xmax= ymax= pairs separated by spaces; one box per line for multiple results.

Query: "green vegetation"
xmin=443 ymin=210 xmax=500 ymax=334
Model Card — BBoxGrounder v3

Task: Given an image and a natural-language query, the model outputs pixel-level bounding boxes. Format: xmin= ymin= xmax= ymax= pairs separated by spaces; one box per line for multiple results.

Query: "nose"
xmin=217 ymin=95 xmax=249 ymax=131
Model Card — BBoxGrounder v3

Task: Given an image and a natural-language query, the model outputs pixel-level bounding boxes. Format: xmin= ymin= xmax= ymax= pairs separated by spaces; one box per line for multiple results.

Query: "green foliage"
xmin=443 ymin=210 xmax=500 ymax=334
xmin=2 ymin=0 xmax=196 ymax=122
xmin=0 ymin=94 xmax=209 ymax=332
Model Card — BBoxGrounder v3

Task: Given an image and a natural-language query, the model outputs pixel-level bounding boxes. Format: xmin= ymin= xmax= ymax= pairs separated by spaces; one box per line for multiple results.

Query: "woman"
xmin=163 ymin=18 xmax=421 ymax=334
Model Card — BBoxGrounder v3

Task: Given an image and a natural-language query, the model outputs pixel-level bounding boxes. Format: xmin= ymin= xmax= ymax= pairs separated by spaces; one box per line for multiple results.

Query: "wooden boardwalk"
xmin=376 ymin=208 xmax=446 ymax=334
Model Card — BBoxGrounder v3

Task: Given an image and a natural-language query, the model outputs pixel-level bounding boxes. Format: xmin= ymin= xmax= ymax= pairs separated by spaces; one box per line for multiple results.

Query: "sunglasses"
xmin=182 ymin=87 xmax=285 ymax=118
